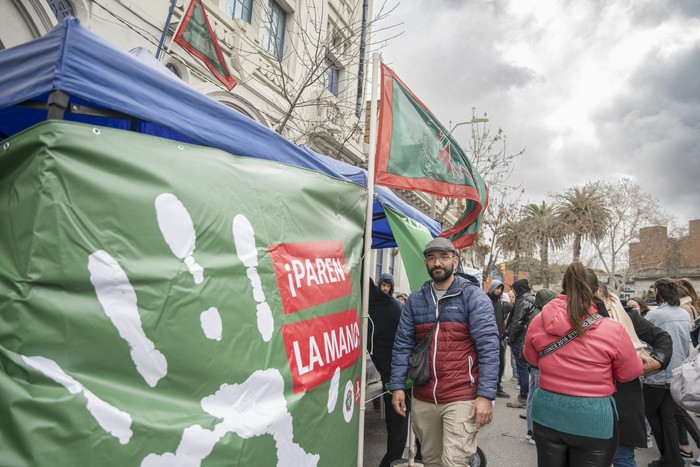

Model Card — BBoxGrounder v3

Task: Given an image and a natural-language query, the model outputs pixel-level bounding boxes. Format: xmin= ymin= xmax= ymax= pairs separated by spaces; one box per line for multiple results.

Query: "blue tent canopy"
xmin=0 ymin=18 xmax=440 ymax=247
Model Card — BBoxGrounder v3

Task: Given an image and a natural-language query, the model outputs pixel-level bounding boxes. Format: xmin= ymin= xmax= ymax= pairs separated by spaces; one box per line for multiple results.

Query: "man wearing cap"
xmin=390 ymin=238 xmax=499 ymax=467
xmin=506 ymin=278 xmax=538 ymax=409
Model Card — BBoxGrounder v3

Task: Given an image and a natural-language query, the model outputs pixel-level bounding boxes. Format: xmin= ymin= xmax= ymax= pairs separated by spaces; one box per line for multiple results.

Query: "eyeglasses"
xmin=425 ymin=254 xmax=454 ymax=263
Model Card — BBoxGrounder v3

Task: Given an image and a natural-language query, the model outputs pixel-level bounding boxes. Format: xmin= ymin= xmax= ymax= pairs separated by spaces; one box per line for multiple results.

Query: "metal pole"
xmin=357 ymin=51 xmax=381 ymax=467
xmin=156 ymin=0 xmax=178 ymax=60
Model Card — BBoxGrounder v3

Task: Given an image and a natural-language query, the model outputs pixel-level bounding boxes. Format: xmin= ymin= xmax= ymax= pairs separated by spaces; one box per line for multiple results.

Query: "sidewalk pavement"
xmin=362 ymin=363 xmax=662 ymax=466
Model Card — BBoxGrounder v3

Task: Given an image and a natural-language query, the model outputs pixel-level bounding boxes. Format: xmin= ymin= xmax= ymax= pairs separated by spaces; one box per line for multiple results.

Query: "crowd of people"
xmin=366 ymin=237 xmax=700 ymax=467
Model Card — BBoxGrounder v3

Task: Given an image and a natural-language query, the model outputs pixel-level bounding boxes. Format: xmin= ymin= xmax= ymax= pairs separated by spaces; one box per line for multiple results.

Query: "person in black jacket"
xmin=506 ymin=279 xmax=538 ymax=408
xmin=617 ymin=308 xmax=673 ymax=466
xmin=367 ymin=274 xmax=410 ymax=467
xmin=487 ymin=280 xmax=512 ymax=398
xmin=586 ymin=272 xmax=673 ymax=467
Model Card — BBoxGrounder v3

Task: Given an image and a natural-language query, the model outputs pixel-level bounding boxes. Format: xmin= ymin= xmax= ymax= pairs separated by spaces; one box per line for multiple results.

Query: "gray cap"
xmin=423 ymin=237 xmax=457 ymax=257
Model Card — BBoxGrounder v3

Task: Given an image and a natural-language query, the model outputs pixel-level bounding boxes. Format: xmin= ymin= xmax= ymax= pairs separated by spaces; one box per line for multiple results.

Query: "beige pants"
xmin=411 ymin=398 xmax=478 ymax=467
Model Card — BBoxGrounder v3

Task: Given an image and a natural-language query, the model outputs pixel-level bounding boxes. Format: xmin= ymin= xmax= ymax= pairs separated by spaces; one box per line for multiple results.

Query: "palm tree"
xmin=521 ymin=201 xmax=565 ymax=288
xmin=557 ymin=183 xmax=610 ymax=262
xmin=497 ymin=219 xmax=533 ymax=278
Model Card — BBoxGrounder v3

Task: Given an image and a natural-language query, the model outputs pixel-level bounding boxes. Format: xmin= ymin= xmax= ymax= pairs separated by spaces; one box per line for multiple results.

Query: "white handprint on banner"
xmin=88 ymin=250 xmax=168 ymax=387
xmin=142 ymin=196 xmax=318 ymax=465
xmin=155 ymin=193 xmax=224 ymax=341
xmin=141 ymin=369 xmax=319 ymax=467
xmin=155 ymin=193 xmax=204 ymax=285
xmin=19 ymin=192 xmax=328 ymax=465
xmin=21 ymin=355 xmax=133 ymax=444
xmin=232 ymin=213 xmax=274 ymax=342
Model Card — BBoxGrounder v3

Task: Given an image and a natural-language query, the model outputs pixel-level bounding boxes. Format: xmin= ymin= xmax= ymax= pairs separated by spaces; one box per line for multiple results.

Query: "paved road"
xmin=362 ymin=363 xmax=663 ymax=466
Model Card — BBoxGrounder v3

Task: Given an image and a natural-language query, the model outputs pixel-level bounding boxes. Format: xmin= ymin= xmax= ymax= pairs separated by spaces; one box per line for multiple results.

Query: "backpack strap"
xmin=430 ymin=299 xmax=448 ymax=331
xmin=539 ymin=314 xmax=603 ymax=358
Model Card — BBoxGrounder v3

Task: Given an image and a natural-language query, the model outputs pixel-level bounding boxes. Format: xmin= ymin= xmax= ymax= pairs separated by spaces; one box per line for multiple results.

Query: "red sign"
xmin=269 ymin=240 xmax=352 ymax=314
xmin=282 ymin=309 xmax=361 ymax=394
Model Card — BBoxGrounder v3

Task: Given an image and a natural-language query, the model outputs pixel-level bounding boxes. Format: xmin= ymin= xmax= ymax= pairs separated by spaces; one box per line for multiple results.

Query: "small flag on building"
xmin=374 ymin=63 xmax=488 ymax=248
xmin=174 ymin=0 xmax=237 ymax=90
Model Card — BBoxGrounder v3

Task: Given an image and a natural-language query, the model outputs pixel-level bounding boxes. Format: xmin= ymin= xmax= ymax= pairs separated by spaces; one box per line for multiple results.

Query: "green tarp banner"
xmin=382 ymin=205 xmax=433 ymax=292
xmin=0 ymin=121 xmax=366 ymax=466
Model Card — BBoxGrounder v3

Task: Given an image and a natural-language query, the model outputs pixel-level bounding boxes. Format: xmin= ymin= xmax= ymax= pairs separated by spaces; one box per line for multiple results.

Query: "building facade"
xmin=628 ymin=218 xmax=700 ymax=294
xmin=2 ymin=0 xmax=371 ymax=165
xmin=2 ymin=0 xmax=471 ymax=294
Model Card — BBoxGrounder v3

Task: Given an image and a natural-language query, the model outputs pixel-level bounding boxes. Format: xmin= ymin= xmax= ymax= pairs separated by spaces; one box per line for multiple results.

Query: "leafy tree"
xmin=589 ymin=179 xmax=668 ymax=292
xmin=521 ymin=201 xmax=566 ymax=288
xmin=556 ymin=182 xmax=610 ymax=262
xmin=496 ymin=217 xmax=534 ymax=279
xmin=441 ymin=108 xmax=525 ymax=272
xmin=461 ymin=109 xmax=525 ymax=197
xmin=480 ymin=195 xmax=520 ymax=279
xmin=438 ymin=108 xmax=525 ymax=223
xmin=231 ymin=0 xmax=396 ymax=162
xmin=505 ymin=257 xmax=567 ymax=289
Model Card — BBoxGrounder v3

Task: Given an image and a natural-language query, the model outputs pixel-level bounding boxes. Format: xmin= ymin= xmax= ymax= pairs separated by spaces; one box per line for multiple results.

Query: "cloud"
xmin=374 ymin=0 xmax=700 ymax=226
xmin=596 ymin=43 xmax=700 ymax=223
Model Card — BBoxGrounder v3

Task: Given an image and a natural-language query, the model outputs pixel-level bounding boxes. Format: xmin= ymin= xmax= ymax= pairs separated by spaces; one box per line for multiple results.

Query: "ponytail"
xmin=562 ymin=261 xmax=595 ymax=336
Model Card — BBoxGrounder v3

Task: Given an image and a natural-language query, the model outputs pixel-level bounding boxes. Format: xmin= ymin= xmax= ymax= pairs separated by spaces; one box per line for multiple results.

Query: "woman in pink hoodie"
xmin=524 ymin=262 xmax=644 ymax=467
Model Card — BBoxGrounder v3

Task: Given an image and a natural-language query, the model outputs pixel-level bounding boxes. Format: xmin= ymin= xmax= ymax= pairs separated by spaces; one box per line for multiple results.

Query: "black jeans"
xmin=379 ymin=389 xmax=412 ymax=467
xmin=644 ymin=384 xmax=684 ymax=467
xmin=676 ymin=404 xmax=700 ymax=449
xmin=534 ymin=421 xmax=618 ymax=467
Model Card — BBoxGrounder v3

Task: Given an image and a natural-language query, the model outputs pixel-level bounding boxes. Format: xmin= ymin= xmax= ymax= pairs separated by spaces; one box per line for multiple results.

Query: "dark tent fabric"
xmin=0 ymin=18 xmax=439 ymax=247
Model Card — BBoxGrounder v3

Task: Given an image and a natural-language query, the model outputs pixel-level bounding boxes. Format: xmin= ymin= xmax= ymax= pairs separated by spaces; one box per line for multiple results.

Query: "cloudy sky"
xmin=372 ymin=0 xmax=700 ymax=227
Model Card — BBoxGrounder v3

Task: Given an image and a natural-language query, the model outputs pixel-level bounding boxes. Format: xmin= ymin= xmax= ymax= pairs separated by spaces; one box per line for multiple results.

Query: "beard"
xmin=428 ymin=263 xmax=454 ymax=283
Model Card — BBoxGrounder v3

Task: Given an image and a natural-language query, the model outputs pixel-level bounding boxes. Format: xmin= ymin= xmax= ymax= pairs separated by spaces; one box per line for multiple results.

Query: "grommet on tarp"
xmin=177 ymin=145 xmax=184 ymax=150
xmin=2 ymin=142 xmax=9 ymax=151
xmin=93 ymin=128 xmax=101 ymax=135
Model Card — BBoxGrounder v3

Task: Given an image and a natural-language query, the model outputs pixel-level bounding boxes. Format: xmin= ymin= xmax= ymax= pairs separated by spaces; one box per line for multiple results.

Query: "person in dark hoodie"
xmin=378 ymin=273 xmax=395 ymax=298
xmin=507 ymin=278 xmax=538 ymax=409
xmin=367 ymin=273 xmax=411 ymax=467
xmin=487 ymin=280 xmax=513 ymax=398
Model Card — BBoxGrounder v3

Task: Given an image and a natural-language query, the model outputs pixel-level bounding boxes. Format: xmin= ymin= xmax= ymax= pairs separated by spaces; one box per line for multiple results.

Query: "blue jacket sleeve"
xmin=467 ymin=287 xmax=500 ymax=400
xmin=390 ymin=299 xmax=417 ymax=391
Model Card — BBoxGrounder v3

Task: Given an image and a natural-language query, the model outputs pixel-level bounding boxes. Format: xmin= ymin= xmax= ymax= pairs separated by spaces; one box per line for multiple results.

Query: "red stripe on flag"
xmin=174 ymin=0 xmax=237 ymax=91
xmin=373 ymin=62 xmax=488 ymax=247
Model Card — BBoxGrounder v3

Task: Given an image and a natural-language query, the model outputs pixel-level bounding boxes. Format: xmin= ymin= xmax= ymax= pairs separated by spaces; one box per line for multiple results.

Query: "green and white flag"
xmin=382 ymin=205 xmax=433 ymax=292
xmin=0 ymin=121 xmax=366 ymax=466
xmin=374 ymin=63 xmax=488 ymax=249
xmin=174 ymin=0 xmax=237 ymax=90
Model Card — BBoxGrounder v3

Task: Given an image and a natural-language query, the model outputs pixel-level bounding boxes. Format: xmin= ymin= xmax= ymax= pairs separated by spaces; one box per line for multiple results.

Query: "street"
xmin=363 ymin=361 xmax=662 ymax=466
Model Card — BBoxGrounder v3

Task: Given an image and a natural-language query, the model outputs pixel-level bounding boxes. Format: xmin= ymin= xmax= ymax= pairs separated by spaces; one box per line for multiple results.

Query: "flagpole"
xmin=358 ymin=51 xmax=381 ymax=467
xmin=156 ymin=0 xmax=178 ymax=60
